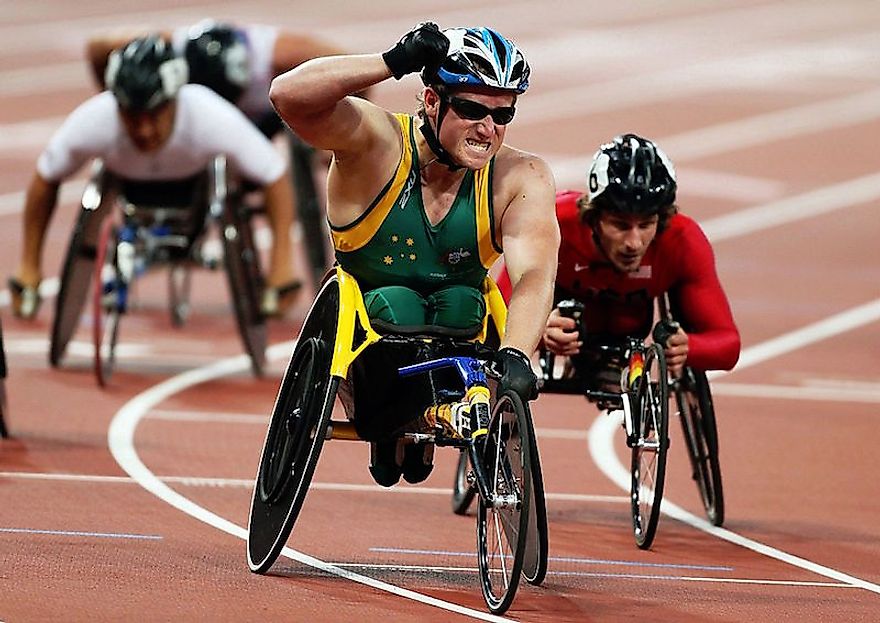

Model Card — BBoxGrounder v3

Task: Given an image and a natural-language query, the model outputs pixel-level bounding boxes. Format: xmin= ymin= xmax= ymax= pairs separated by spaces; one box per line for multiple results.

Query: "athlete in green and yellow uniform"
xmin=332 ymin=114 xmax=500 ymax=332
xmin=271 ymin=24 xmax=559 ymax=486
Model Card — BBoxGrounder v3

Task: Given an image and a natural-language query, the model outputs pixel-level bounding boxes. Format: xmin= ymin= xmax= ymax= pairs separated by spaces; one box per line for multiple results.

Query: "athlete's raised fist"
xmin=382 ymin=22 xmax=449 ymax=80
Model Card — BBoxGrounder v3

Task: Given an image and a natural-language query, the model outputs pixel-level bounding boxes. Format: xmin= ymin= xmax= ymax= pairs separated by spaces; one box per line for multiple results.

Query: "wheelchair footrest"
xmin=326 ymin=420 xmax=363 ymax=441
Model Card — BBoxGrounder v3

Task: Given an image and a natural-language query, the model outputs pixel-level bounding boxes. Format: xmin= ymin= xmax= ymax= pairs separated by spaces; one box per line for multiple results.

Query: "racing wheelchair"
xmin=246 ymin=268 xmax=547 ymax=615
xmin=49 ymin=157 xmax=266 ymax=385
xmin=454 ymin=294 xmax=723 ymax=550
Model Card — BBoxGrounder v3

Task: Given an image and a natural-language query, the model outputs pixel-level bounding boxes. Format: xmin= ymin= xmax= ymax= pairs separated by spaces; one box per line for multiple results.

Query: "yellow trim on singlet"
xmin=473 ymin=165 xmax=499 ymax=270
xmin=331 ymin=114 xmax=414 ymax=253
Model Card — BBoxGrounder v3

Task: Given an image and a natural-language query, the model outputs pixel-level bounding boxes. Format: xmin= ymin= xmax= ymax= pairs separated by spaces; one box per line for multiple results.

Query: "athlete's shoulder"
xmin=664 ymin=212 xmax=710 ymax=245
xmin=494 ymin=146 xmax=554 ymax=192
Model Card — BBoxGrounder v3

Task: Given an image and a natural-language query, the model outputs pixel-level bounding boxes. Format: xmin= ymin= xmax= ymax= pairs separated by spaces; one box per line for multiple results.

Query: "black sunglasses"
xmin=445 ymin=96 xmax=516 ymax=125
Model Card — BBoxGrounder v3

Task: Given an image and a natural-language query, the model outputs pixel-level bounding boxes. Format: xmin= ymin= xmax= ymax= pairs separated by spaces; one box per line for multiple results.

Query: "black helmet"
xmin=184 ymin=20 xmax=250 ymax=103
xmin=105 ymin=35 xmax=188 ymax=112
xmin=587 ymin=133 xmax=677 ymax=216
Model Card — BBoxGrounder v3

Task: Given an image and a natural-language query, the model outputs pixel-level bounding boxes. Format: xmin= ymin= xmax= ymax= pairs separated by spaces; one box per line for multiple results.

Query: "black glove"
xmin=652 ymin=319 xmax=681 ymax=348
xmin=382 ymin=22 xmax=449 ymax=80
xmin=493 ymin=347 xmax=539 ymax=402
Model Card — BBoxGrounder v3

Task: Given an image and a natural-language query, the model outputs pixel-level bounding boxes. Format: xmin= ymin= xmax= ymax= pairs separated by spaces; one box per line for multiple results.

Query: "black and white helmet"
xmin=105 ymin=35 xmax=188 ymax=112
xmin=184 ymin=20 xmax=250 ymax=103
xmin=422 ymin=27 xmax=530 ymax=94
xmin=587 ymin=134 xmax=677 ymax=215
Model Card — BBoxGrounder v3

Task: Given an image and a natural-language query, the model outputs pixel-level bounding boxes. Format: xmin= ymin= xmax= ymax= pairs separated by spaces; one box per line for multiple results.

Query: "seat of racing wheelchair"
xmin=341 ymin=332 xmax=492 ymax=443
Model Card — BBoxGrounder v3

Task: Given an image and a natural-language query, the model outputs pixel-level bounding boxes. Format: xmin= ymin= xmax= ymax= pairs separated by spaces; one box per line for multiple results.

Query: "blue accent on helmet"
xmin=423 ymin=27 xmax=530 ymax=94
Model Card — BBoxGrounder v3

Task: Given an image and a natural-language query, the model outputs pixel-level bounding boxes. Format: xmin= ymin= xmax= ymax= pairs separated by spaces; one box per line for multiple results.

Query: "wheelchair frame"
xmin=51 ymin=157 xmax=267 ymax=384
xmin=246 ymin=267 xmax=547 ymax=615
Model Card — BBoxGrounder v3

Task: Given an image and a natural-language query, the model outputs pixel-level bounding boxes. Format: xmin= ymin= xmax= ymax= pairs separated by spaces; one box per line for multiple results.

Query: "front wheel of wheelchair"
xmin=247 ymin=275 xmax=340 ymax=574
xmin=630 ymin=343 xmax=670 ymax=550
xmin=521 ymin=410 xmax=548 ymax=586
xmin=675 ymin=368 xmax=725 ymax=526
xmin=476 ymin=389 xmax=533 ymax=615
xmin=0 ymin=318 xmax=8 ymax=438
xmin=168 ymin=265 xmax=192 ymax=327
xmin=92 ymin=218 xmax=122 ymax=387
xmin=220 ymin=198 xmax=266 ymax=376
xmin=451 ymin=449 xmax=477 ymax=515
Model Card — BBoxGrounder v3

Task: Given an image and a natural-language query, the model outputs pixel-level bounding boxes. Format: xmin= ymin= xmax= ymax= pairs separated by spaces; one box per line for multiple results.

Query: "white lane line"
xmin=589 ymin=298 xmax=880 ymax=595
xmin=709 ymin=382 xmax=880 ymax=404
xmin=701 ymin=172 xmax=880 ymax=242
xmin=107 ymin=344 xmax=516 ymax=623
xmin=369 ymin=548 xmax=733 ymax=572
xmin=0 ymin=470 xmax=626 ymax=505
xmin=332 ymin=562 xmax=854 ymax=589
xmin=0 ymin=527 xmax=162 ymax=540
xmin=712 ymin=299 xmax=880 ymax=378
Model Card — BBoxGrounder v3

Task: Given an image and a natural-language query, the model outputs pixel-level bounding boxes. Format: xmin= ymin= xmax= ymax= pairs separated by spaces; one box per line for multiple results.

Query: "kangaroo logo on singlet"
xmin=445 ymin=247 xmax=472 ymax=265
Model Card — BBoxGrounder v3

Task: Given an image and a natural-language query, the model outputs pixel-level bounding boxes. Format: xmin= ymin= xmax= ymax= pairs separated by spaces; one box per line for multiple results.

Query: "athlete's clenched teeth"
xmin=465 ymin=139 xmax=490 ymax=151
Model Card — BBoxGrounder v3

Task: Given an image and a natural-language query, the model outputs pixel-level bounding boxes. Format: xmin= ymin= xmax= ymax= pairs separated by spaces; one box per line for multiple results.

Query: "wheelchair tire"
xmin=50 ymin=208 xmax=103 ymax=367
xmin=476 ymin=389 xmax=532 ymax=615
xmin=521 ymin=408 xmax=549 ymax=586
xmin=219 ymin=195 xmax=266 ymax=376
xmin=289 ymin=136 xmax=330 ymax=288
xmin=0 ymin=317 xmax=7 ymax=438
xmin=247 ymin=275 xmax=340 ymax=574
xmin=630 ymin=343 xmax=669 ymax=550
xmin=451 ymin=449 xmax=477 ymax=515
xmin=168 ymin=265 xmax=192 ymax=327
xmin=93 ymin=218 xmax=122 ymax=387
xmin=675 ymin=368 xmax=725 ymax=526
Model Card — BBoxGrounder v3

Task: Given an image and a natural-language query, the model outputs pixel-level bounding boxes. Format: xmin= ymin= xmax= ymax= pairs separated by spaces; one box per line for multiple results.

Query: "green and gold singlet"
xmin=332 ymin=114 xmax=502 ymax=295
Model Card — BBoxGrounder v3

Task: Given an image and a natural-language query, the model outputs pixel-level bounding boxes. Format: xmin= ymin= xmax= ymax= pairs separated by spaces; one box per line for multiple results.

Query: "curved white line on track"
xmin=588 ymin=298 xmax=880 ymax=595
xmin=107 ymin=343 xmax=516 ymax=623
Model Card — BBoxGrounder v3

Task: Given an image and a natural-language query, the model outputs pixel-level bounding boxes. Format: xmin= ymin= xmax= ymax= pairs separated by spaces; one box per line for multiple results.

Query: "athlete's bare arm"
xmin=10 ymin=172 xmax=60 ymax=317
xmin=495 ymin=151 xmax=560 ymax=355
xmin=269 ymin=54 xmax=401 ymax=226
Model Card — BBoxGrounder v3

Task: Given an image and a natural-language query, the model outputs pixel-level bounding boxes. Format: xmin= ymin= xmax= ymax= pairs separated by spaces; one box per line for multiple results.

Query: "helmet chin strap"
xmin=418 ymin=104 xmax=463 ymax=172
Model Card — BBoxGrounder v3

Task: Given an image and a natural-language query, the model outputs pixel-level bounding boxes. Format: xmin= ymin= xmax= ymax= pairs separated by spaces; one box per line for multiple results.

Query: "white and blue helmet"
xmin=422 ymin=27 xmax=530 ymax=94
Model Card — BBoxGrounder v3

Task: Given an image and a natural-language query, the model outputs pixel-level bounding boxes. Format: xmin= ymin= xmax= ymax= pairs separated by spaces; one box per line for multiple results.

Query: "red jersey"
xmin=499 ymin=190 xmax=740 ymax=371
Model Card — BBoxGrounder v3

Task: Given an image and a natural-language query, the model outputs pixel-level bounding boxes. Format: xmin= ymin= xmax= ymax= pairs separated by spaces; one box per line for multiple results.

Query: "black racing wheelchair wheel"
xmin=167 ymin=265 xmax=192 ymax=327
xmin=477 ymin=389 xmax=533 ymax=615
xmin=247 ymin=275 xmax=340 ymax=574
xmin=219 ymin=192 xmax=266 ymax=376
xmin=92 ymin=218 xmax=122 ymax=387
xmin=630 ymin=343 xmax=670 ymax=550
xmin=0 ymin=315 xmax=8 ymax=438
xmin=50 ymin=205 xmax=109 ymax=367
xmin=675 ymin=367 xmax=725 ymax=526
xmin=520 ymin=410 xmax=548 ymax=586
xmin=451 ymin=449 xmax=477 ymax=515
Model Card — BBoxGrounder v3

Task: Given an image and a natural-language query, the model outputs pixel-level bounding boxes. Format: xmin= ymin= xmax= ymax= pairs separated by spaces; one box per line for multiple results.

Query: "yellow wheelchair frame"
xmin=246 ymin=266 xmax=547 ymax=615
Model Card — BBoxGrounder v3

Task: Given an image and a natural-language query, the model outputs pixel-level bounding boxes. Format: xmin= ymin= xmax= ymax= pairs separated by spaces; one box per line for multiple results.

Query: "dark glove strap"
xmin=381 ymin=45 xmax=411 ymax=80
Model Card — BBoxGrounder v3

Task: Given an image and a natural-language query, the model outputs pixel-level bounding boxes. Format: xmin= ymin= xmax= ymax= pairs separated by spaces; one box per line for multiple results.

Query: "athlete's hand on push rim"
xmin=663 ymin=327 xmax=689 ymax=378
xmin=543 ymin=308 xmax=582 ymax=356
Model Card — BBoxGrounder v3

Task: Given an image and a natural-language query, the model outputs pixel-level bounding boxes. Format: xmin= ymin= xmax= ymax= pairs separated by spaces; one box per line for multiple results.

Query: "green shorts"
xmin=363 ymin=285 xmax=486 ymax=335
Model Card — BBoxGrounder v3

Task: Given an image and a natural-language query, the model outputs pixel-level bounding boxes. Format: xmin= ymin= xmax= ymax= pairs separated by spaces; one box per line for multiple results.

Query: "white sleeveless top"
xmin=37 ymin=84 xmax=285 ymax=184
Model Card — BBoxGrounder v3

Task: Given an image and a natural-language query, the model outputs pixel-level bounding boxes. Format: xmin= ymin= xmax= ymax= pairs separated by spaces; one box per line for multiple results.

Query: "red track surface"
xmin=2 ymin=2 xmax=879 ymax=621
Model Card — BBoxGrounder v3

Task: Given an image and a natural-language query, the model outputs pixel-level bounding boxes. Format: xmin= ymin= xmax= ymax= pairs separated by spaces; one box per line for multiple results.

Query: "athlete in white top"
xmin=10 ymin=36 xmax=296 ymax=319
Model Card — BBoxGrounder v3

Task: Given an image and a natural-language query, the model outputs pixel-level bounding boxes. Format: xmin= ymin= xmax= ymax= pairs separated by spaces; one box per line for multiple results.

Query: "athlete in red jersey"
xmin=499 ymin=133 xmax=739 ymax=377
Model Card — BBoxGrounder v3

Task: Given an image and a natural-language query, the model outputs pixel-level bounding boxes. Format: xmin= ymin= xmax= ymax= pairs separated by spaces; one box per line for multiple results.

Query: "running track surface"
xmin=1 ymin=2 xmax=879 ymax=621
